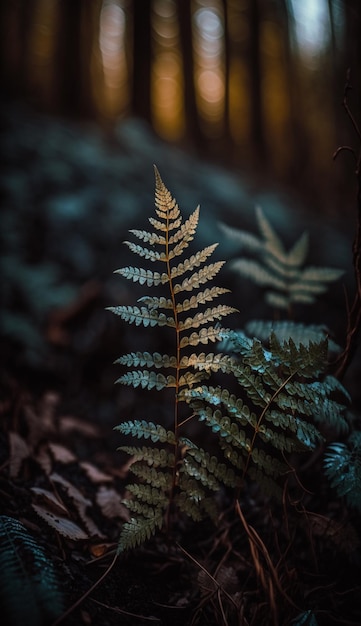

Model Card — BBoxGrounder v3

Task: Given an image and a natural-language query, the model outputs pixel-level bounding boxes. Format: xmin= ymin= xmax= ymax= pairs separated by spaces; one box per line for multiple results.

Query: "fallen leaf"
xmin=80 ymin=461 xmax=113 ymax=484
xmin=8 ymin=431 xmax=30 ymax=478
xmin=32 ymin=504 xmax=88 ymax=539
xmin=59 ymin=416 xmax=100 ymax=438
xmin=50 ymin=472 xmax=106 ymax=538
xmin=96 ymin=486 xmax=130 ymax=521
xmin=49 ymin=442 xmax=77 ymax=464
xmin=30 ymin=487 xmax=68 ymax=515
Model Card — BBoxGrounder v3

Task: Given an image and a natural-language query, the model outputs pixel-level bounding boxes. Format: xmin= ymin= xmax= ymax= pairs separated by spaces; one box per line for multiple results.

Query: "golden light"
xmin=99 ymin=0 xmax=128 ymax=117
xmin=151 ymin=0 xmax=185 ymax=140
xmin=193 ymin=1 xmax=225 ymax=136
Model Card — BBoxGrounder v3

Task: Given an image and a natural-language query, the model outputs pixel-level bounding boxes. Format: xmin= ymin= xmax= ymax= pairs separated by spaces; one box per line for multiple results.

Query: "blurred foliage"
xmin=1 ymin=0 xmax=360 ymax=213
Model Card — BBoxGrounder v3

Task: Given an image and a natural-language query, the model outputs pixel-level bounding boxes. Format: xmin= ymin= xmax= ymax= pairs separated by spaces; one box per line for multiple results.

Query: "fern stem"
xmin=165 ymin=204 xmax=181 ymax=533
xmin=240 ymin=371 xmax=296 ymax=493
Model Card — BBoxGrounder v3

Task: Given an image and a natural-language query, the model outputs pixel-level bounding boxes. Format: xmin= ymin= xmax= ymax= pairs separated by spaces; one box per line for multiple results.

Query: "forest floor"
xmin=1 ymin=103 xmax=361 ymax=625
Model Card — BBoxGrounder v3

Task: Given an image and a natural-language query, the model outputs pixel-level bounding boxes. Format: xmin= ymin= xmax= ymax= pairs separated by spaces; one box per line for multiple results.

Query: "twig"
xmin=333 ymin=70 xmax=361 ymax=379
xmin=51 ymin=551 xmax=118 ymax=626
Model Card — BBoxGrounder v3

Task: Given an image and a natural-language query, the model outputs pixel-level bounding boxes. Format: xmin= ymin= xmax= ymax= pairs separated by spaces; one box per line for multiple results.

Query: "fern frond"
xmin=119 ymin=445 xmax=175 ymax=467
xmin=115 ymin=352 xmax=177 ymax=369
xmin=184 ymin=352 xmax=237 ymax=374
xmin=167 ymin=206 xmax=200 ymax=247
xmin=108 ymin=305 xmax=175 ymax=328
xmin=223 ymin=206 xmax=344 ymax=311
xmin=114 ymin=266 xmax=169 ymax=286
xmin=118 ymin=511 xmax=164 ymax=552
xmin=186 ymin=447 xmax=239 ymax=487
xmin=219 ymin=221 xmax=263 ymax=252
xmin=0 ymin=516 xmax=64 ymax=625
xmin=127 ymin=483 xmax=169 ymax=507
xmin=179 ymin=326 xmax=226 ymax=348
xmin=123 ymin=240 xmax=164 ymax=262
xmin=179 ymin=305 xmax=237 ymax=331
xmin=129 ymin=228 xmax=165 ymax=245
xmin=244 ymin=320 xmax=341 ymax=353
xmin=116 ymin=370 xmax=176 ymax=390
xmin=137 ymin=295 xmax=173 ymax=310
xmin=230 ymin=258 xmax=286 ymax=289
xmin=177 ymin=287 xmax=230 ymax=312
xmin=115 ymin=420 xmax=176 ymax=444
xmin=324 ymin=439 xmax=361 ymax=511
xmin=256 ymin=206 xmax=285 ymax=260
xmin=173 ymin=261 xmax=225 ymax=293
xmin=129 ymin=464 xmax=172 ymax=488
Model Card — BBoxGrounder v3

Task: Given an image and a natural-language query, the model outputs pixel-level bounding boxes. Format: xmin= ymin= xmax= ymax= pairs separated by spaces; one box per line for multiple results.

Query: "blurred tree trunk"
xmin=131 ymin=0 xmax=152 ymax=121
xmin=279 ymin=0 xmax=310 ymax=184
xmin=221 ymin=0 xmax=233 ymax=158
xmin=53 ymin=0 xmax=100 ymax=118
xmin=176 ymin=0 xmax=204 ymax=153
xmin=247 ymin=0 xmax=267 ymax=164
xmin=0 ymin=0 xmax=36 ymax=100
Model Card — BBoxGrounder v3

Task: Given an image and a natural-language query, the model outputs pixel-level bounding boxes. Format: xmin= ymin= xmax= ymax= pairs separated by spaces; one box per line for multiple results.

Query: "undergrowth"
xmin=108 ymin=166 xmax=359 ymax=560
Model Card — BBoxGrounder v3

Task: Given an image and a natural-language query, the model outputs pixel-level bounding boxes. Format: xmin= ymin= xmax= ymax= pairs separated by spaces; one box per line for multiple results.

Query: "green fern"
xmin=109 ymin=168 xmax=351 ymax=552
xmin=220 ymin=206 xmax=344 ymax=312
xmin=109 ymin=166 xmax=237 ymax=551
xmin=186 ymin=329 xmax=350 ymax=496
xmin=324 ymin=432 xmax=361 ymax=511
xmin=0 ymin=515 xmax=64 ymax=626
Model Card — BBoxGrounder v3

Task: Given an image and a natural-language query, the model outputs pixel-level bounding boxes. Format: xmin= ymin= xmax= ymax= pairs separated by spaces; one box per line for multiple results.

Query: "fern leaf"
xmin=129 ymin=464 xmax=172 ymax=488
xmin=286 ymin=231 xmax=309 ymax=267
xmin=177 ymin=287 xmax=230 ymax=312
xmin=115 ymin=420 xmax=176 ymax=444
xmin=179 ymin=305 xmax=237 ymax=331
xmin=118 ymin=445 xmax=175 ymax=467
xmin=123 ymin=241 xmax=164 ymax=262
xmin=115 ymin=352 xmax=177 ymax=369
xmin=265 ymin=291 xmax=293 ymax=309
xmin=324 ymin=441 xmax=361 ymax=511
xmin=118 ymin=510 xmax=164 ymax=552
xmin=128 ymin=228 xmax=165 ymax=245
xmin=127 ymin=483 xmax=169 ymax=507
xmin=108 ymin=305 xmax=175 ymax=328
xmin=299 ymin=266 xmax=344 ymax=283
xmin=256 ymin=206 xmax=286 ymax=261
xmin=219 ymin=221 xmax=263 ymax=252
xmin=245 ymin=320 xmax=341 ymax=353
xmin=116 ymin=370 xmax=176 ymax=390
xmin=113 ymin=266 xmax=169 ymax=286
xmin=250 ymin=446 xmax=288 ymax=476
xmin=179 ymin=326 xmax=226 ymax=348
xmin=137 ymin=295 xmax=173 ymax=310
xmin=0 ymin=516 xmax=64 ymax=625
xmin=168 ymin=206 xmax=200 ymax=247
xmin=186 ymin=447 xmax=238 ymax=487
xmin=174 ymin=261 xmax=225 ymax=293
xmin=230 ymin=259 xmax=286 ymax=289
xmin=184 ymin=352 xmax=237 ymax=374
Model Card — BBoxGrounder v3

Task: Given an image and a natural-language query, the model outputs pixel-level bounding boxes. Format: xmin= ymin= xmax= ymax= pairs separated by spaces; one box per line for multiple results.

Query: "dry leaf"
xmin=32 ymin=504 xmax=88 ymax=539
xmin=59 ymin=416 xmax=100 ymax=438
xmin=30 ymin=487 xmax=68 ymax=515
xmin=50 ymin=472 xmax=105 ymax=538
xmin=33 ymin=443 xmax=53 ymax=475
xmin=80 ymin=461 xmax=113 ymax=484
xmin=96 ymin=486 xmax=130 ymax=521
xmin=89 ymin=543 xmax=116 ymax=558
xmin=8 ymin=431 xmax=30 ymax=478
xmin=48 ymin=442 xmax=77 ymax=464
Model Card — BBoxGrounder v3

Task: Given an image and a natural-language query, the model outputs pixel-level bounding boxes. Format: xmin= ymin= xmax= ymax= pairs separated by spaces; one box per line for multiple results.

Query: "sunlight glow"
xmin=99 ymin=0 xmax=128 ymax=115
xmin=193 ymin=2 xmax=224 ymax=135
xmin=152 ymin=0 xmax=184 ymax=140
